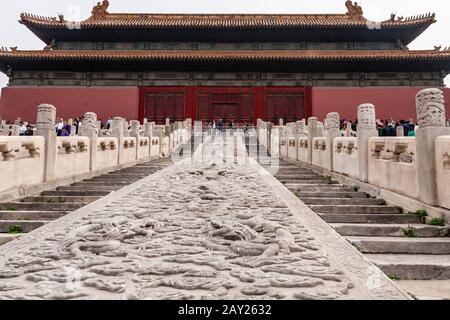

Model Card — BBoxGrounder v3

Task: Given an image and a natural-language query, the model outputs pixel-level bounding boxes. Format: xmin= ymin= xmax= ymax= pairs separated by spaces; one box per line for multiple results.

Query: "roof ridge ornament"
xmin=345 ymin=1 xmax=364 ymax=18
xmin=91 ymin=0 xmax=109 ymax=19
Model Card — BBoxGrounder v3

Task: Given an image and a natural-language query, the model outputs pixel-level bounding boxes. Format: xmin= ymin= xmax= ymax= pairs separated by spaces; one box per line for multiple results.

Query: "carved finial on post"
xmin=415 ymin=88 xmax=450 ymax=205
xmin=416 ymin=88 xmax=446 ymax=128
xmin=111 ymin=117 xmax=124 ymax=140
xmin=130 ymin=120 xmax=141 ymax=138
xmin=80 ymin=112 xmax=98 ymax=137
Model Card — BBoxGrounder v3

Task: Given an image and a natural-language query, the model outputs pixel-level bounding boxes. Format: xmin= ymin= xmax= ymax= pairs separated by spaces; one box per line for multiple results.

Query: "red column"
xmin=305 ymin=86 xmax=313 ymax=119
xmin=185 ymin=86 xmax=196 ymax=120
xmin=138 ymin=87 xmax=145 ymax=123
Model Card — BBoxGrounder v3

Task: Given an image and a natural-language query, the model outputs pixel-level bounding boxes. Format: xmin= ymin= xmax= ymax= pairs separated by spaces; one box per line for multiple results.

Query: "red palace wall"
xmin=0 ymin=86 xmax=140 ymax=123
xmin=1 ymin=85 xmax=449 ymax=123
xmin=311 ymin=87 xmax=450 ymax=122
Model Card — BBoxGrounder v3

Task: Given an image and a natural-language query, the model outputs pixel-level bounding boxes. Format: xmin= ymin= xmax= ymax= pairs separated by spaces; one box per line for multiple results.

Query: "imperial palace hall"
xmin=0 ymin=0 xmax=449 ymax=123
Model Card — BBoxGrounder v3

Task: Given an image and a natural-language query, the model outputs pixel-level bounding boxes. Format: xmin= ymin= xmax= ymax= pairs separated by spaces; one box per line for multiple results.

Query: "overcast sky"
xmin=0 ymin=0 xmax=449 ymax=88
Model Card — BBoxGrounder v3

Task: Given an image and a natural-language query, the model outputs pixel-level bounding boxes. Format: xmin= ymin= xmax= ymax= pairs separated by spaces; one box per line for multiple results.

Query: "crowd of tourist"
xmin=376 ymin=118 xmax=417 ymax=137
xmin=18 ymin=122 xmax=34 ymax=136
xmin=205 ymin=119 xmax=252 ymax=134
xmin=338 ymin=118 xmax=418 ymax=137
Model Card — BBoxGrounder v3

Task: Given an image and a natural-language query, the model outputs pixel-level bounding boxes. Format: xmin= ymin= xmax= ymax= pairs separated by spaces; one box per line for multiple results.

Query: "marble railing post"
xmin=415 ymin=88 xmax=450 ymax=205
xmin=10 ymin=125 xmax=20 ymax=136
xmin=144 ymin=121 xmax=155 ymax=156
xmin=396 ymin=126 xmax=405 ymax=137
xmin=271 ymin=126 xmax=280 ymax=158
xmin=325 ymin=112 xmax=340 ymax=171
xmin=130 ymin=120 xmax=140 ymax=139
xmin=35 ymin=104 xmax=57 ymax=181
xmin=111 ymin=117 xmax=124 ymax=164
xmin=307 ymin=117 xmax=318 ymax=164
xmin=295 ymin=120 xmax=306 ymax=161
xmin=130 ymin=120 xmax=141 ymax=160
xmin=122 ymin=118 xmax=129 ymax=137
xmin=357 ymin=103 xmax=378 ymax=182
xmin=80 ymin=112 xmax=98 ymax=171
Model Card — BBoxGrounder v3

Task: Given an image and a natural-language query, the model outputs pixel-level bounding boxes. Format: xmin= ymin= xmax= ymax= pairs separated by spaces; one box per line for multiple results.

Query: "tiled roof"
xmin=19 ymin=12 xmax=436 ymax=30
xmin=1 ymin=48 xmax=449 ymax=62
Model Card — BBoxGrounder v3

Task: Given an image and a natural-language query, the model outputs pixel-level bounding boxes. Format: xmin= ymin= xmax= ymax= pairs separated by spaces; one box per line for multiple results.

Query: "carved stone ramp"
xmin=0 ymin=158 xmax=172 ymax=246
xmin=0 ymin=136 xmax=409 ymax=300
xmin=270 ymin=159 xmax=450 ymax=299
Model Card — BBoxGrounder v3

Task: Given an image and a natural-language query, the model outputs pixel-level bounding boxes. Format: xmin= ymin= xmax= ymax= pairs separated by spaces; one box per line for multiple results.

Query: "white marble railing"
xmin=150 ymin=137 xmax=160 ymax=157
xmin=333 ymin=137 xmax=358 ymax=179
xmin=435 ymin=136 xmax=450 ymax=209
xmin=56 ymin=136 xmax=90 ymax=178
xmin=137 ymin=137 xmax=150 ymax=160
xmin=119 ymin=137 xmax=137 ymax=166
xmin=0 ymin=108 xmax=193 ymax=198
xmin=312 ymin=137 xmax=326 ymax=169
xmin=368 ymin=137 xmax=418 ymax=199
xmin=297 ymin=137 xmax=309 ymax=163
xmin=95 ymin=137 xmax=119 ymax=172
xmin=0 ymin=136 xmax=45 ymax=194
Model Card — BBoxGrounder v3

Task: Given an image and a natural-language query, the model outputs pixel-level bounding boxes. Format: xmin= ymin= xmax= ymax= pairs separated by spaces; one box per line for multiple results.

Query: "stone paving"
xmin=0 ymin=135 xmax=409 ymax=300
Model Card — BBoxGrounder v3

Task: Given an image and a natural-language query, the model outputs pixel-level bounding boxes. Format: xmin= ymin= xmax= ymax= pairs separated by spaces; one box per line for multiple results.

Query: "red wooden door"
xmin=265 ymin=91 xmax=305 ymax=123
xmin=144 ymin=90 xmax=185 ymax=124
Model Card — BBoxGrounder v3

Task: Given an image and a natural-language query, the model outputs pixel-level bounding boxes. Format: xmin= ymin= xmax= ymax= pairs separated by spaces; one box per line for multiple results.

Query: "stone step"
xmin=57 ymin=186 xmax=120 ymax=192
xmin=318 ymin=213 xmax=422 ymax=224
xmin=366 ymin=254 xmax=450 ymax=280
xmin=276 ymin=169 xmax=315 ymax=175
xmin=42 ymin=190 xmax=111 ymax=197
xmin=0 ymin=202 xmax=84 ymax=211
xmin=0 ymin=220 xmax=48 ymax=233
xmin=275 ymin=174 xmax=324 ymax=180
xmin=0 ymin=233 xmax=21 ymax=246
xmin=0 ymin=211 xmax=67 ymax=220
xmin=20 ymin=196 xmax=101 ymax=203
xmin=310 ymin=205 xmax=402 ymax=214
xmin=299 ymin=197 xmax=381 ymax=206
xmin=124 ymin=166 xmax=168 ymax=170
xmin=70 ymin=181 xmax=130 ymax=187
xmin=285 ymin=184 xmax=352 ymax=192
xmin=296 ymin=192 xmax=368 ymax=199
xmin=346 ymin=236 xmax=450 ymax=254
xmin=99 ymin=174 xmax=147 ymax=178
xmin=280 ymin=180 xmax=338 ymax=185
xmin=331 ymin=223 xmax=450 ymax=237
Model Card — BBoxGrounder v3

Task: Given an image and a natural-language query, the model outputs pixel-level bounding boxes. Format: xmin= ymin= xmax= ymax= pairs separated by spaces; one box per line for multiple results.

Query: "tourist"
xmin=59 ymin=121 xmax=71 ymax=136
xmin=106 ymin=117 xmax=113 ymax=130
xmin=19 ymin=121 xmax=27 ymax=136
xmin=55 ymin=118 xmax=64 ymax=136
xmin=24 ymin=124 xmax=34 ymax=136
xmin=243 ymin=122 xmax=249 ymax=134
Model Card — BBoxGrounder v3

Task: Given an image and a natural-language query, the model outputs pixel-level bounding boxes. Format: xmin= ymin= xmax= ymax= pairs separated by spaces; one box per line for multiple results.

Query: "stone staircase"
xmin=268 ymin=159 xmax=450 ymax=282
xmin=0 ymin=158 xmax=172 ymax=246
